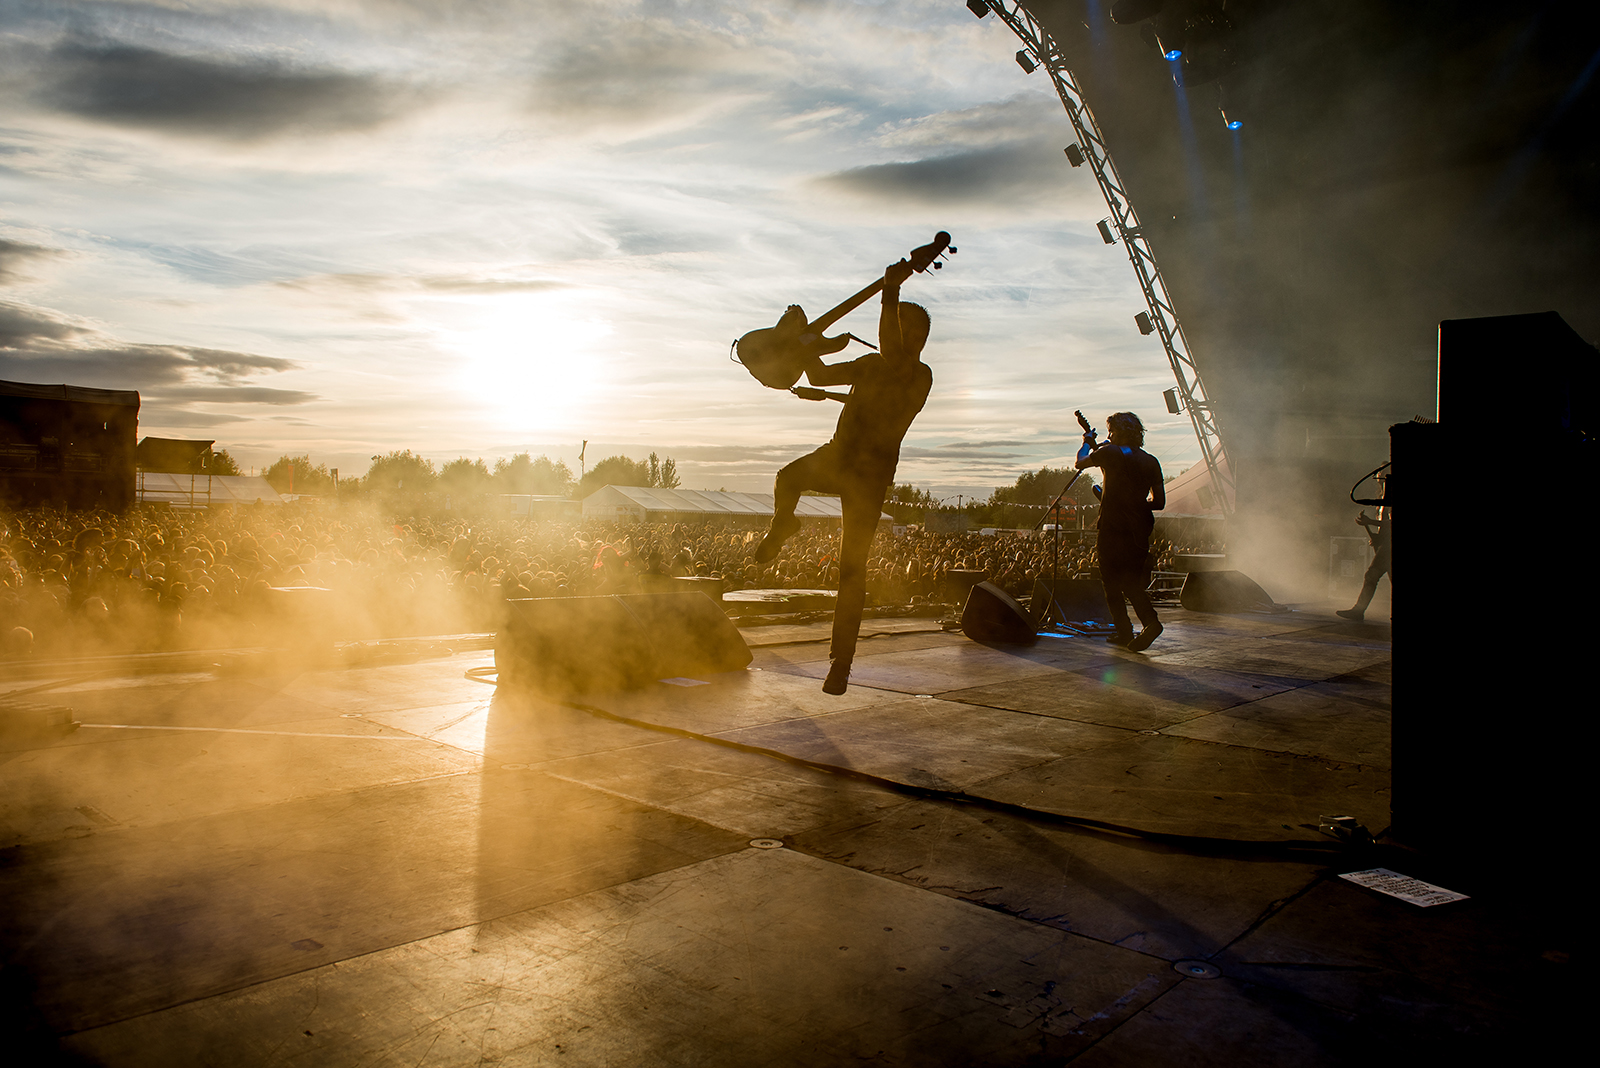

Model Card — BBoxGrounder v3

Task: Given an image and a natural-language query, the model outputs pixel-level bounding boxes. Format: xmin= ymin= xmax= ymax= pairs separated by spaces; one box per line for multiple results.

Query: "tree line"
xmin=233 ymin=444 xmax=1102 ymax=528
xmin=251 ymin=449 xmax=681 ymax=508
xmin=875 ymin=467 xmax=1102 ymax=527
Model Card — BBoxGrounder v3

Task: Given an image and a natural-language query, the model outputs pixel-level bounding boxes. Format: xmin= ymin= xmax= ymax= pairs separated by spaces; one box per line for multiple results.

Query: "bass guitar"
xmin=733 ymin=231 xmax=953 ymax=392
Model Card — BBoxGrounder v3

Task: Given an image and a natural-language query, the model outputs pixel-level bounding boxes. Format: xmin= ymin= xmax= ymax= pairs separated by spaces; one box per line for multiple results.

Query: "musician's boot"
xmin=1128 ymin=621 xmax=1163 ymax=651
xmin=754 ymin=514 xmax=801 ymax=563
xmin=822 ymin=657 xmax=851 ymax=695
xmin=1337 ymin=579 xmax=1377 ymax=622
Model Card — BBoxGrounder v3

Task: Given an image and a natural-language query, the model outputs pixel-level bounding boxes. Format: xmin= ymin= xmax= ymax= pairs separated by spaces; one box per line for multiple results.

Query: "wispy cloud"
xmin=0 ymin=341 xmax=296 ymax=388
xmin=136 ymin=408 xmax=253 ymax=427
xmin=816 ymin=143 xmax=1073 ymax=205
xmin=1 ymin=295 xmax=303 ymax=414
xmin=876 ymin=96 xmax=1067 ymax=147
xmin=0 ymin=237 xmax=64 ymax=284
xmin=418 ymin=276 xmax=571 ymax=295
xmin=525 ymin=17 xmax=760 ymax=131
xmin=900 ymin=441 xmax=1033 ymax=461
xmin=146 ymin=384 xmax=316 ymax=405
xmin=32 ymin=38 xmax=411 ymax=138
xmin=0 ymin=300 xmax=85 ymax=347
xmin=275 ymin=272 xmax=572 ymax=296
xmin=0 ymin=0 xmax=1200 ymax=486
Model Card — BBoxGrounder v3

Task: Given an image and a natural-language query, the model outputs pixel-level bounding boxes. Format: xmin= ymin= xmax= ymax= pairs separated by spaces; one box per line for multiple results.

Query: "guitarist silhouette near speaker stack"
xmin=737 ymin=234 xmax=953 ymax=695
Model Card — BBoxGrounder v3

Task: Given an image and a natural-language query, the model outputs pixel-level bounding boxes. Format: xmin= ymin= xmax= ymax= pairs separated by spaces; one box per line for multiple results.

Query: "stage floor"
xmin=0 ymin=607 xmax=1567 ymax=1065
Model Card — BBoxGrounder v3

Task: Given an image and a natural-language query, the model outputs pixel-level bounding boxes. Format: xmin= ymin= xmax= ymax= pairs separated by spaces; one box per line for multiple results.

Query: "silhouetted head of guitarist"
xmin=896 ymin=302 xmax=930 ymax=356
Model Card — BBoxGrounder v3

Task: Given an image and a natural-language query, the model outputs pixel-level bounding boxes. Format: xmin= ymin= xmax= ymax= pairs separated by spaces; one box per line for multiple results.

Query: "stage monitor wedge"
xmin=1178 ymin=570 xmax=1278 ymax=613
xmin=961 ymin=581 xmax=1038 ymax=646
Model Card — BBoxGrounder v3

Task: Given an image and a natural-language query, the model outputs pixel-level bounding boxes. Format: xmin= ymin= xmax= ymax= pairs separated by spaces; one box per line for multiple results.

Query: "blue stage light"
xmin=1227 ymin=119 xmax=1243 ymax=130
xmin=1164 ymin=49 xmax=1183 ymax=60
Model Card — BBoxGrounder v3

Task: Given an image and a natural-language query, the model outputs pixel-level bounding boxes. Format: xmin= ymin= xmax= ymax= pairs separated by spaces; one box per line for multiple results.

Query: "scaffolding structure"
xmin=973 ymin=0 xmax=1235 ymax=514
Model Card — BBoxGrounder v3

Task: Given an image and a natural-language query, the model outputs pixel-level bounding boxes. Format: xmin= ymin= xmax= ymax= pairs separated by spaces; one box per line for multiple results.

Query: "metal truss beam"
xmin=977 ymin=0 xmax=1235 ymax=514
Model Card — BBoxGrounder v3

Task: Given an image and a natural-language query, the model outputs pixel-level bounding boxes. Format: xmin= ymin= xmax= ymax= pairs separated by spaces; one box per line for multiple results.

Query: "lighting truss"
xmin=977 ymin=0 xmax=1235 ymax=514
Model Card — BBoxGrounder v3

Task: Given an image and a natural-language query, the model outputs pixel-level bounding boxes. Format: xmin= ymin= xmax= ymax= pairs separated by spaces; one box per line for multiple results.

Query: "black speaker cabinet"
xmin=961 ymin=581 xmax=1038 ymax=646
xmin=496 ymin=592 xmax=752 ymax=692
xmin=1178 ymin=570 xmax=1276 ymax=613
xmin=1392 ymin=312 xmax=1590 ymax=882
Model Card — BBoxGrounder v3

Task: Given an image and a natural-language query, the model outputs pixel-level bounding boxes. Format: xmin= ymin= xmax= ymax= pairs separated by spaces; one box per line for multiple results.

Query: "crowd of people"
xmin=1 ymin=504 xmax=1219 ymax=657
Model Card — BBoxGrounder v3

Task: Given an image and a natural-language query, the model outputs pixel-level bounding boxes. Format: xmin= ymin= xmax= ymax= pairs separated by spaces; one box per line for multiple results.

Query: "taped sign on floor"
xmin=1339 ymin=868 xmax=1469 ymax=907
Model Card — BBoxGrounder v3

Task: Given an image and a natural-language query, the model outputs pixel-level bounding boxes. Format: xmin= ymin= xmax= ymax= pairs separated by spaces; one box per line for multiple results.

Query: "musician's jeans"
xmin=772 ymin=444 xmax=889 ymax=665
xmin=1097 ymin=532 xmax=1158 ymax=635
xmin=1100 ymin=564 xmax=1159 ymax=635
xmin=1352 ymin=546 xmax=1391 ymax=613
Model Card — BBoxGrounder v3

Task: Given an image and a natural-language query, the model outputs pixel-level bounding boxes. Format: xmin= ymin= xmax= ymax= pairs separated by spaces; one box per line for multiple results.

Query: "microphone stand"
xmin=1033 ymin=469 xmax=1085 ymax=630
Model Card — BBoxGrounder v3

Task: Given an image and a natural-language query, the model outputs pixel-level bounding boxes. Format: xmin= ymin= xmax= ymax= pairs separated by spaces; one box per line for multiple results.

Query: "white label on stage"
xmin=659 ymin=677 xmax=709 ymax=687
xmin=1339 ymin=868 xmax=1469 ymax=907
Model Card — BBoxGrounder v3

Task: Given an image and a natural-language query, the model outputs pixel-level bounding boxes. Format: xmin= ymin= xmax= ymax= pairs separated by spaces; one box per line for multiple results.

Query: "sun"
xmin=429 ymin=293 xmax=614 ymax=429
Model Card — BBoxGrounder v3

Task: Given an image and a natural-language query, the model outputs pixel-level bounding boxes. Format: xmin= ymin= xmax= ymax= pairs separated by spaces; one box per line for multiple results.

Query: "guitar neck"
xmin=805 ymin=232 xmax=950 ymax=335
xmin=808 ymin=279 xmax=884 ymax=334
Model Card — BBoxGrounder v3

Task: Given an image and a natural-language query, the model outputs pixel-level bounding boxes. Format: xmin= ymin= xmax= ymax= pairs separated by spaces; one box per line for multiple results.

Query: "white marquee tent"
xmin=136 ymin=473 xmax=284 ymax=507
xmin=581 ymin=486 xmax=891 ymax=526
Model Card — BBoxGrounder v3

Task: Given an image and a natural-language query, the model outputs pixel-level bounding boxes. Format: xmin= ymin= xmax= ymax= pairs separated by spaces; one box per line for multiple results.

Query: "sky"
xmin=0 ymin=0 xmax=1200 ymax=497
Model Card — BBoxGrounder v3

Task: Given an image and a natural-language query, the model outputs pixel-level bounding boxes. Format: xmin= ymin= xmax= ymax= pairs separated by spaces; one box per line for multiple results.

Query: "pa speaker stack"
xmin=1392 ymin=312 xmax=1590 ymax=883
xmin=496 ymin=592 xmax=752 ymax=693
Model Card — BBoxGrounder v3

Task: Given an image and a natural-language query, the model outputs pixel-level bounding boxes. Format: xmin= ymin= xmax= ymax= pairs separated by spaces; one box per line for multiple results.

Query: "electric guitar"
xmin=1076 ymin=410 xmax=1104 ymax=501
xmin=1075 ymin=409 xmax=1098 ymax=445
xmin=733 ymin=232 xmax=954 ymax=393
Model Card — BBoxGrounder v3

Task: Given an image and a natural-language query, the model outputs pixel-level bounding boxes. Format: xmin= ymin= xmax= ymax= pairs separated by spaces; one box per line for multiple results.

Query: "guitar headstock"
xmin=908 ymin=232 xmax=955 ymax=273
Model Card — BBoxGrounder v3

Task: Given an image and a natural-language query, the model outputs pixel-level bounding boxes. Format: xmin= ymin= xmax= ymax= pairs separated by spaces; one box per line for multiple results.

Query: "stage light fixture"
xmin=966 ymin=0 xmax=990 ymax=17
xmin=1064 ymin=144 xmax=1086 ymax=167
xmin=1097 ymin=219 xmax=1117 ymax=244
xmin=1112 ymin=0 xmax=1167 ymax=24
xmin=1136 ymin=311 xmax=1156 ymax=335
xmin=1220 ymin=106 xmax=1242 ymax=129
xmin=1015 ymin=50 xmax=1037 ymax=73
xmin=1164 ymin=388 xmax=1181 ymax=414
xmin=1172 ymin=8 xmax=1238 ymax=86
xmin=1121 ymin=2 xmax=1240 ymax=84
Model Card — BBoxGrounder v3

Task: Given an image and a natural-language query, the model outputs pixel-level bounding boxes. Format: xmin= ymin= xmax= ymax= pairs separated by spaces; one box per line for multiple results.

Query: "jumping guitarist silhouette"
xmin=748 ymin=243 xmax=947 ymax=695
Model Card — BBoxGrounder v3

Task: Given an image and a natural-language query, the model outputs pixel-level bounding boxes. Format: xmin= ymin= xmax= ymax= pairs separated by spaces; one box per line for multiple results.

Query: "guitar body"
xmin=734 ymin=232 xmax=952 ymax=393
xmin=735 ymin=306 xmax=854 ymax=390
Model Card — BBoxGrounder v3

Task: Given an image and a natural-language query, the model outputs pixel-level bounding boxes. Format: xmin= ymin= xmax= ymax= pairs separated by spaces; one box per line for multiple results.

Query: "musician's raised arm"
xmin=879 ymin=259 xmax=915 ymax=363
